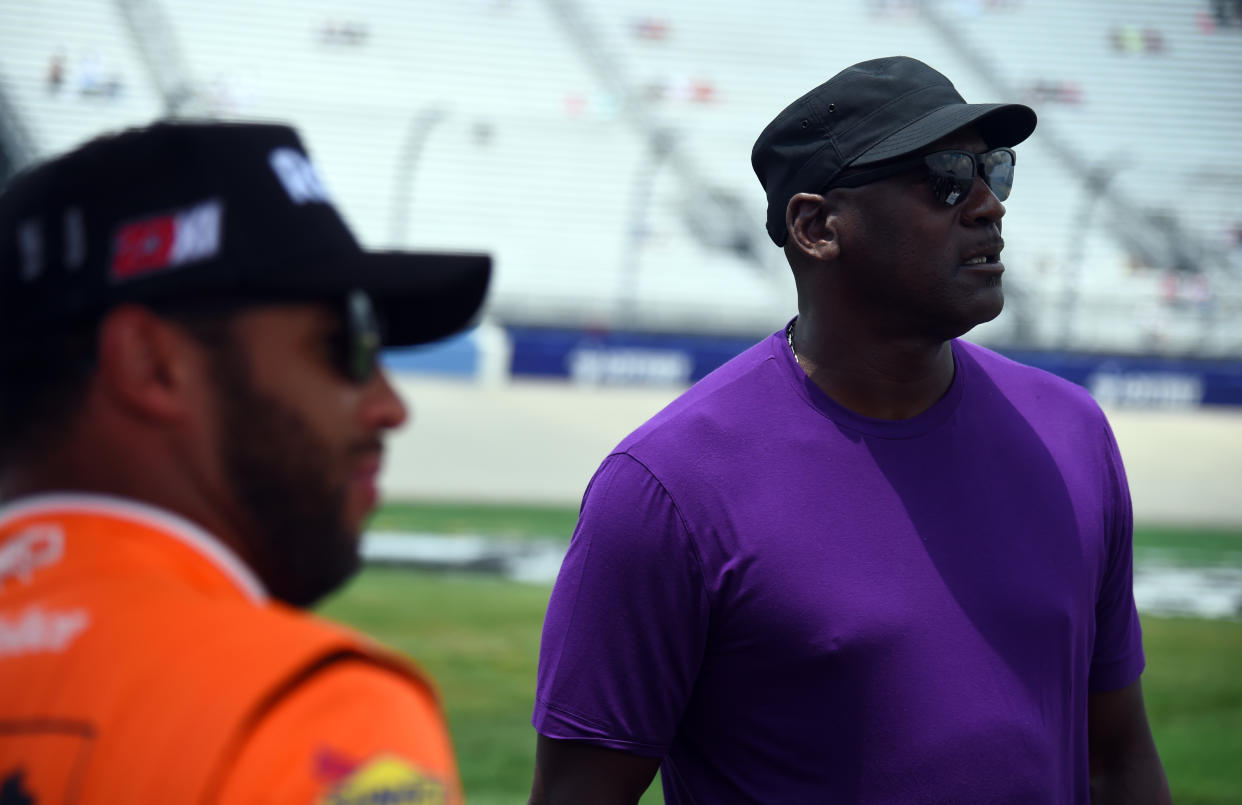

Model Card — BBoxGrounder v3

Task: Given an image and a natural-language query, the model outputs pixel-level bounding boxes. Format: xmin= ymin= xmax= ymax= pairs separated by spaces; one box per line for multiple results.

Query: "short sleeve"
xmin=1088 ymin=421 xmax=1146 ymax=693
xmin=213 ymin=659 xmax=461 ymax=804
xmin=533 ymin=452 xmax=710 ymax=756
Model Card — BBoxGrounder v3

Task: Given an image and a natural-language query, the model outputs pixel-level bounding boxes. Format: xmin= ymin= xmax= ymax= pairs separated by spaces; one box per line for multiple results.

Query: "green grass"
xmin=1141 ymin=617 xmax=1242 ymax=805
xmin=370 ymin=501 xmax=580 ymax=541
xmin=319 ymin=503 xmax=1242 ymax=804
xmin=1133 ymin=525 xmax=1242 ymax=567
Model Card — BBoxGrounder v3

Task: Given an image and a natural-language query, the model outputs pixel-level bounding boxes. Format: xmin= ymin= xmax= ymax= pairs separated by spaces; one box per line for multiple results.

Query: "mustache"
xmin=348 ymin=438 xmax=385 ymax=458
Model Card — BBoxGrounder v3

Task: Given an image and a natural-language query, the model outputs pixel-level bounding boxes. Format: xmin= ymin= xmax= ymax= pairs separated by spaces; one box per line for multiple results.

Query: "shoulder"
xmin=616 ymin=333 xmax=787 ymax=456
xmin=215 ymin=657 xmax=459 ymax=804
xmin=955 ymin=340 xmax=1126 ymax=482
xmin=120 ymin=592 xmax=439 ymax=744
xmin=170 ymin=594 xmax=379 ymax=665
xmin=957 ymin=339 xmax=1106 ymax=422
xmin=188 ymin=598 xmax=437 ymax=702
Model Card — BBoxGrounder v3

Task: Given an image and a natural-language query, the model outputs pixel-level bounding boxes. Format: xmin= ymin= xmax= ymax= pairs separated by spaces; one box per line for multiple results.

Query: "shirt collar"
xmin=0 ymin=491 xmax=268 ymax=603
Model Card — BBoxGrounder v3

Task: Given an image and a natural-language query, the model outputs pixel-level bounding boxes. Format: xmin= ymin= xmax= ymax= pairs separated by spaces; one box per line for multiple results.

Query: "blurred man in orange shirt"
xmin=0 ymin=121 xmax=490 ymax=803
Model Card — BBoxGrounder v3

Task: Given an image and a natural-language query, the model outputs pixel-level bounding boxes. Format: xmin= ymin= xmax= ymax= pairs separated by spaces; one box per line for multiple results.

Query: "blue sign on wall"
xmin=507 ymin=325 xmax=1242 ymax=407
xmin=383 ymin=328 xmax=479 ymax=376
xmin=508 ymin=326 xmax=759 ymax=386
xmin=999 ymin=349 xmax=1242 ymax=408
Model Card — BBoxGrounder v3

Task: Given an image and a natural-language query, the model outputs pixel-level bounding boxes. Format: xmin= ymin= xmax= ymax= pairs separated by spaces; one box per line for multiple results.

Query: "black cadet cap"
xmin=0 ymin=120 xmax=491 ymax=347
xmin=751 ymin=56 xmax=1037 ymax=246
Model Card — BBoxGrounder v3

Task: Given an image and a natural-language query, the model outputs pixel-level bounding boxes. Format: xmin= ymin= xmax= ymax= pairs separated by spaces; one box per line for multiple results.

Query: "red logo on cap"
xmin=109 ymin=199 xmax=223 ymax=281
xmin=112 ymin=216 xmax=176 ymax=279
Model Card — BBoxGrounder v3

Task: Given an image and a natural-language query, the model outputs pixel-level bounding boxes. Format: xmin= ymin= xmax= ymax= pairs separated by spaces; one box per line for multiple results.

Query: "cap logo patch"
xmin=269 ymin=147 xmax=331 ymax=204
xmin=110 ymin=199 xmax=223 ymax=281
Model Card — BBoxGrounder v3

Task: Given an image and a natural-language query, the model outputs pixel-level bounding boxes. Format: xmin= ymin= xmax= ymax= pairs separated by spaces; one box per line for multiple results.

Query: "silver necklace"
xmin=785 ymin=318 xmax=799 ymax=363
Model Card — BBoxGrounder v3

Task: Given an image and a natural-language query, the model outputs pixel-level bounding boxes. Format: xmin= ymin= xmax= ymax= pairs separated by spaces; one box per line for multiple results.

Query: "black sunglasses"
xmin=828 ymin=147 xmax=1017 ymax=206
xmin=331 ymin=289 xmax=383 ymax=384
xmin=153 ymin=288 xmax=384 ymax=384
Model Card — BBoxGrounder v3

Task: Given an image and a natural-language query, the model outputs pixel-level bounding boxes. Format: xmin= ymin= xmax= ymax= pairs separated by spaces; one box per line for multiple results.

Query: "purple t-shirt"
xmin=534 ymin=331 xmax=1144 ymax=804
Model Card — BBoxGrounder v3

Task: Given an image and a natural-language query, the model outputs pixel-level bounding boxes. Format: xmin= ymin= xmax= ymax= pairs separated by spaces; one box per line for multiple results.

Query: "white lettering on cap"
xmin=171 ymin=199 xmax=223 ymax=265
xmin=16 ymin=218 xmax=42 ymax=280
xmin=269 ymin=147 xmax=332 ymax=205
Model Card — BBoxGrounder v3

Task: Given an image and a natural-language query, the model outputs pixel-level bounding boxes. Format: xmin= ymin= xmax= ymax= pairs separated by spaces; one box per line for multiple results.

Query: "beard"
xmin=208 ymin=345 xmax=362 ymax=608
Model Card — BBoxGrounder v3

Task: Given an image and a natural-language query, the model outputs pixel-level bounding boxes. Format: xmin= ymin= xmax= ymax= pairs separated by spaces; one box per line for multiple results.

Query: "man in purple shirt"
xmin=530 ymin=57 xmax=1170 ymax=804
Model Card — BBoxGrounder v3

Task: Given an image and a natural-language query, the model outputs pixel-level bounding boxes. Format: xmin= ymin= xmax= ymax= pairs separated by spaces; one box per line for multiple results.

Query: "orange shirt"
xmin=0 ymin=493 xmax=461 ymax=804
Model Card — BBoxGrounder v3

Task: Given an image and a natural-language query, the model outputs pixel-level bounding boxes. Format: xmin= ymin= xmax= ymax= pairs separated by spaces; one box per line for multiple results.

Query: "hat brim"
xmin=255 ymin=251 xmax=491 ymax=347
xmin=851 ymin=102 xmax=1037 ymax=166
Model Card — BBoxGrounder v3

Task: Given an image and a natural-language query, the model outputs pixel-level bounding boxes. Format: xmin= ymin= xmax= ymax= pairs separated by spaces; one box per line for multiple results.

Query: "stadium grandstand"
xmin=2 ymin=0 xmax=1241 ymax=381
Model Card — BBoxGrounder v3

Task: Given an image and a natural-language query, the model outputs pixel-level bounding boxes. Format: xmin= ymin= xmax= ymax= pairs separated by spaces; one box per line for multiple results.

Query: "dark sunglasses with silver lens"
xmin=828 ymin=146 xmax=1017 ymax=206
xmin=332 ymin=289 xmax=383 ymax=384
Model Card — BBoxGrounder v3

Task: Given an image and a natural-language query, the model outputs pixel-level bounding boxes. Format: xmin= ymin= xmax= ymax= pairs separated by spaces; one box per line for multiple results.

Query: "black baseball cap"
xmin=752 ymin=56 xmax=1037 ymax=246
xmin=0 ymin=120 xmax=490 ymax=346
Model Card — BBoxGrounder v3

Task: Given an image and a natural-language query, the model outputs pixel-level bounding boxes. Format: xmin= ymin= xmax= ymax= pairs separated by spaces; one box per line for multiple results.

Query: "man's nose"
xmin=961 ymin=176 xmax=1006 ymax=228
xmin=363 ymin=368 xmax=409 ymax=431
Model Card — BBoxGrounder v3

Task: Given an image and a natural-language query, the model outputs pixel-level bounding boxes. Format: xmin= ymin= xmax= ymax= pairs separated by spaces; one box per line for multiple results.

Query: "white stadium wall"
xmin=1 ymin=0 xmax=1240 ymax=353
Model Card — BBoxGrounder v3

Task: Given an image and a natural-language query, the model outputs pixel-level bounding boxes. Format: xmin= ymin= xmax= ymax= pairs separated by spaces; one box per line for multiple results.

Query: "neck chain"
xmin=785 ymin=318 xmax=799 ymax=363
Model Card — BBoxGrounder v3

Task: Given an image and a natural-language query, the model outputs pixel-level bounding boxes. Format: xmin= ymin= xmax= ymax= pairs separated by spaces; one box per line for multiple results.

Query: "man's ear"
xmin=785 ymin=193 xmax=841 ymax=262
xmin=94 ymin=305 xmax=205 ymax=422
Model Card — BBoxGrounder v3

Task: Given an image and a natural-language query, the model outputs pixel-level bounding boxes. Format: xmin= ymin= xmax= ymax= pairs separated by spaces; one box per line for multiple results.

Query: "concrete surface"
xmin=381 ymin=376 xmax=1242 ymax=528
